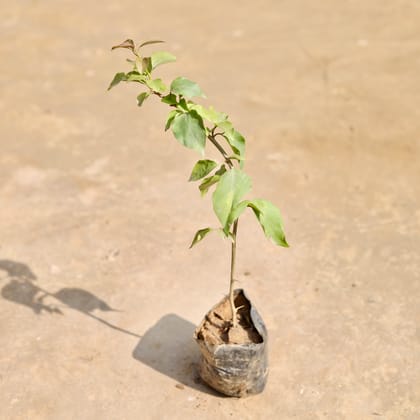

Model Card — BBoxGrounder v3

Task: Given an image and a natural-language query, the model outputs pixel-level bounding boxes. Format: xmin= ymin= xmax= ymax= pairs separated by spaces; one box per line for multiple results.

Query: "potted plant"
xmin=109 ymin=39 xmax=289 ymax=397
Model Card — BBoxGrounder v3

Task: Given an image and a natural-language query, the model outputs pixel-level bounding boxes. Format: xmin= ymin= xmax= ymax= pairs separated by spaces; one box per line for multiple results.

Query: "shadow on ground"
xmin=0 ymin=259 xmax=141 ymax=338
xmin=132 ymin=314 xmax=221 ymax=396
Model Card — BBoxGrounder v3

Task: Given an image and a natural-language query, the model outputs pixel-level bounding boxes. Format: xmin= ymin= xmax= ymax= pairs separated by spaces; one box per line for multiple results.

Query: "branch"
xmin=208 ymin=128 xmax=234 ymax=169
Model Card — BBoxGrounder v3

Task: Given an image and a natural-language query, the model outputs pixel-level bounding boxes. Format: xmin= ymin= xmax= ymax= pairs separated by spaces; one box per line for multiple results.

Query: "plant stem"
xmin=209 ymin=130 xmax=239 ymax=327
xmin=229 ymin=219 xmax=239 ymax=327
xmin=208 ymin=133 xmax=234 ymax=168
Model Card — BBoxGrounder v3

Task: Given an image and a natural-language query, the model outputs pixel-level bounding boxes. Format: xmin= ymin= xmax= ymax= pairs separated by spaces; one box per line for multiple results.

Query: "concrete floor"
xmin=0 ymin=1 xmax=419 ymax=419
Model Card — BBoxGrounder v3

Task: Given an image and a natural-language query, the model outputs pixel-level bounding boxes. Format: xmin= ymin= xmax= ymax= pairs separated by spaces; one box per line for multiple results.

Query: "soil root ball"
xmin=194 ymin=289 xmax=268 ymax=397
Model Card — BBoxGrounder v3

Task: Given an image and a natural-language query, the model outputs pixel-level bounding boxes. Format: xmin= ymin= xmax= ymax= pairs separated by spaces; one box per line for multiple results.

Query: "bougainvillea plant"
xmin=109 ymin=39 xmax=288 ymax=327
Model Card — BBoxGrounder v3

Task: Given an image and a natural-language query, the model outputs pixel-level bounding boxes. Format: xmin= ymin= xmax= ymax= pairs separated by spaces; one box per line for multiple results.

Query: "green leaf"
xmin=142 ymin=57 xmax=152 ymax=73
xmin=227 ymin=200 xmax=250 ymax=226
xmin=247 ymin=199 xmax=288 ymax=247
xmin=214 ymin=165 xmax=227 ymax=176
xmin=177 ymin=97 xmax=189 ymax=111
xmin=165 ymin=110 xmax=179 ymax=131
xmin=139 ymin=40 xmax=165 ymax=48
xmin=151 ymin=51 xmax=176 ymax=69
xmin=189 ymin=228 xmax=213 ymax=248
xmin=171 ymin=110 xmax=206 ymax=154
xmin=161 ymin=93 xmax=178 ymax=105
xmin=126 ymin=71 xmax=146 ymax=83
xmin=189 ymin=160 xmax=218 ymax=182
xmin=146 ymin=78 xmax=167 ymax=94
xmin=190 ymin=104 xmax=227 ymax=124
xmin=226 ymin=154 xmax=242 ymax=162
xmin=134 ymin=56 xmax=142 ymax=72
xmin=137 ymin=92 xmax=149 ymax=107
xmin=108 ymin=72 xmax=127 ymax=90
xmin=217 ymin=120 xmax=234 ymax=133
xmin=111 ymin=39 xmax=135 ymax=52
xmin=199 ymin=176 xmax=218 ymax=196
xmin=170 ymin=77 xmax=205 ymax=99
xmin=212 ymin=168 xmax=252 ymax=228
xmin=198 ymin=165 xmax=226 ymax=195
xmin=224 ymin=129 xmax=245 ymax=168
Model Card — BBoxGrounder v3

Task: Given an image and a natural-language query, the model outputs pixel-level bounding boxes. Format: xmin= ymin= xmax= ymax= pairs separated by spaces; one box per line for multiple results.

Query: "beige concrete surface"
xmin=1 ymin=1 xmax=420 ymax=419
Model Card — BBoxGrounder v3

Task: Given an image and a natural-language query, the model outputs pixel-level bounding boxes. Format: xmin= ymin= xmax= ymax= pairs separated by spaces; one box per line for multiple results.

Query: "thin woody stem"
xmin=229 ymin=219 xmax=239 ymax=327
xmin=209 ymin=127 xmax=239 ymax=326
xmin=208 ymin=132 xmax=234 ymax=169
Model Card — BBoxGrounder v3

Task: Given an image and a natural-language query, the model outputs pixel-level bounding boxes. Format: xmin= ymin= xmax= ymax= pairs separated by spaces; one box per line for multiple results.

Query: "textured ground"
xmin=1 ymin=1 xmax=419 ymax=419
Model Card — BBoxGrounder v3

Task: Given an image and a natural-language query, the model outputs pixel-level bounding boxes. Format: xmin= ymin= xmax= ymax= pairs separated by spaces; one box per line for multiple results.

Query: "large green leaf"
xmin=171 ymin=110 xmax=206 ymax=154
xmin=212 ymin=169 xmax=251 ymax=228
xmin=151 ymin=51 xmax=176 ymax=69
xmin=108 ymin=72 xmax=127 ymax=90
xmin=189 ymin=228 xmax=213 ymax=248
xmin=170 ymin=77 xmax=205 ymax=99
xmin=189 ymin=160 xmax=218 ymax=181
xmin=247 ymin=199 xmax=288 ymax=247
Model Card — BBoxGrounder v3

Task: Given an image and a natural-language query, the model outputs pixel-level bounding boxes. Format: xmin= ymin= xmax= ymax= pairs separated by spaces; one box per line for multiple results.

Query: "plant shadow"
xmin=0 ymin=259 xmax=141 ymax=338
xmin=132 ymin=313 xmax=222 ymax=396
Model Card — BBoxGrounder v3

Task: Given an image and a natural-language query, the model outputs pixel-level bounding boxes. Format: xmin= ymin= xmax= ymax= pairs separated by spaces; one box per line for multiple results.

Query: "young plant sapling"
xmin=108 ymin=39 xmax=288 ymax=330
